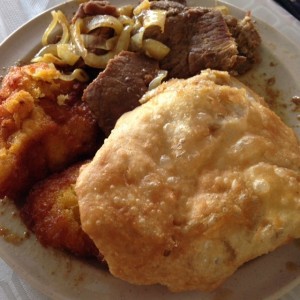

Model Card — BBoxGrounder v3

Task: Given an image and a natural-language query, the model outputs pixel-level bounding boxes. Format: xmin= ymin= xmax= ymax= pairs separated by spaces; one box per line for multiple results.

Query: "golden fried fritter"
xmin=0 ymin=62 xmax=101 ymax=200
xmin=76 ymin=70 xmax=300 ymax=292
xmin=21 ymin=161 xmax=100 ymax=258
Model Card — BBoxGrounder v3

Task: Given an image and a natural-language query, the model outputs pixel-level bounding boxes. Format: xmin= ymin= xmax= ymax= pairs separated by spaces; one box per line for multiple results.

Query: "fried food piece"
xmin=21 ymin=161 xmax=100 ymax=258
xmin=0 ymin=62 xmax=101 ymax=200
xmin=75 ymin=70 xmax=300 ymax=292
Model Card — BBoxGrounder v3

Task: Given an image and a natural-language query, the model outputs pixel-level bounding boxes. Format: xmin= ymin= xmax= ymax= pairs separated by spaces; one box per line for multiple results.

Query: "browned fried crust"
xmin=21 ymin=162 xmax=100 ymax=258
xmin=76 ymin=70 xmax=300 ymax=292
xmin=0 ymin=62 xmax=102 ymax=200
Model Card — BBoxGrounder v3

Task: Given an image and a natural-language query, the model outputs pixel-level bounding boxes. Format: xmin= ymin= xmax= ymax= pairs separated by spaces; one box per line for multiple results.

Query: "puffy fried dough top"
xmin=76 ymin=70 xmax=300 ymax=292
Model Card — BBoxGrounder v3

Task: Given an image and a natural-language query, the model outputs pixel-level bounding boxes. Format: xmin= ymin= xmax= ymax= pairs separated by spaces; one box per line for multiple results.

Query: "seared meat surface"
xmin=76 ymin=0 xmax=261 ymax=138
xmin=72 ymin=0 xmax=119 ymax=21
xmin=83 ymin=51 xmax=161 ymax=136
xmin=145 ymin=0 xmax=261 ymax=78
xmin=225 ymin=14 xmax=261 ymax=74
xmin=150 ymin=0 xmax=186 ymax=12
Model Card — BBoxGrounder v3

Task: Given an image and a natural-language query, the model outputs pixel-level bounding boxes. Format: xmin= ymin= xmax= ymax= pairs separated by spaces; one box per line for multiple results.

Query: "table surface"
xmin=0 ymin=0 xmax=299 ymax=299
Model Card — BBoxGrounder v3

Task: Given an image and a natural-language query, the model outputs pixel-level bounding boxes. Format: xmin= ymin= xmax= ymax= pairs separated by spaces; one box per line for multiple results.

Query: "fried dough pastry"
xmin=75 ymin=70 xmax=300 ymax=292
xmin=0 ymin=62 xmax=101 ymax=199
xmin=21 ymin=161 xmax=100 ymax=258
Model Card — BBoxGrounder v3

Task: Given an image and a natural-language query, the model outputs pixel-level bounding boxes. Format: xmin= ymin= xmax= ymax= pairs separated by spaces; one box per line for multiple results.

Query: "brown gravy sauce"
xmin=286 ymin=261 xmax=300 ymax=272
xmin=212 ymin=287 xmax=233 ymax=300
xmin=0 ymin=198 xmax=29 ymax=245
xmin=0 ymin=226 xmax=29 ymax=245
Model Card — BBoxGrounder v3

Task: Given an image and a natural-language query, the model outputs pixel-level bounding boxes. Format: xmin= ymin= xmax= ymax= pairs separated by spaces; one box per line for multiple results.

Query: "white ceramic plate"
xmin=0 ymin=1 xmax=300 ymax=299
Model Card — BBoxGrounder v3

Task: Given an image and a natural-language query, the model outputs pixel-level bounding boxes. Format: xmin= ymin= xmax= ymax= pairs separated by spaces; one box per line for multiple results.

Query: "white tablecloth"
xmin=0 ymin=0 xmax=299 ymax=299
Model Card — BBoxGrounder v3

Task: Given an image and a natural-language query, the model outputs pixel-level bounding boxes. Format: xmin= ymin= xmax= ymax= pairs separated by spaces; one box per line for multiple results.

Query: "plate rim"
xmin=0 ymin=1 xmax=299 ymax=299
